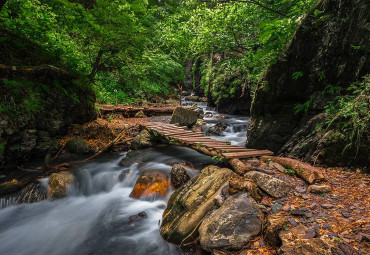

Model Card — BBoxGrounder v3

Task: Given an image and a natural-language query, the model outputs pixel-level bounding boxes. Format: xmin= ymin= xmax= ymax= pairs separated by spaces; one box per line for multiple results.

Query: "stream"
xmin=0 ymin=99 xmax=251 ymax=255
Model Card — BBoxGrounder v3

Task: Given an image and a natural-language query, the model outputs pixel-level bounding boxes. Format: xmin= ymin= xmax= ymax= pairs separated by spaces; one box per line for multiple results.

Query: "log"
xmin=98 ymin=105 xmax=175 ymax=117
xmin=229 ymin=158 xmax=254 ymax=175
xmin=261 ymin=156 xmax=326 ymax=184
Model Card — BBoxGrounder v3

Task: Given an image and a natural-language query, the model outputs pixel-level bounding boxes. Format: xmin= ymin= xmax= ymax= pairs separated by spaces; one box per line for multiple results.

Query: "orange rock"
xmin=130 ymin=170 xmax=171 ymax=198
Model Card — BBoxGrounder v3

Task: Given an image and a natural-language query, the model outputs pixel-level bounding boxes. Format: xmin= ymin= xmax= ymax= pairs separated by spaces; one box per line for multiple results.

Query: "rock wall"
xmin=246 ymin=0 xmax=370 ymax=165
xmin=0 ymin=31 xmax=96 ymax=172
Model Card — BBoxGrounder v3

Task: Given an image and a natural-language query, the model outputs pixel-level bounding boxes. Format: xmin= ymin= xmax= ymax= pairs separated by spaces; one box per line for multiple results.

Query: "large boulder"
xmin=246 ymin=0 xmax=370 ymax=166
xmin=160 ymin=166 xmax=234 ymax=246
xmin=245 ymin=171 xmax=292 ymax=198
xmin=131 ymin=130 xmax=153 ymax=150
xmin=65 ymin=137 xmax=90 ymax=154
xmin=48 ymin=171 xmax=74 ymax=199
xmin=279 ymin=225 xmax=333 ymax=255
xmin=170 ymin=107 xmax=198 ymax=127
xmin=170 ymin=164 xmax=190 ymax=189
xmin=130 ymin=170 xmax=170 ymax=199
xmin=199 ymin=193 xmax=262 ymax=251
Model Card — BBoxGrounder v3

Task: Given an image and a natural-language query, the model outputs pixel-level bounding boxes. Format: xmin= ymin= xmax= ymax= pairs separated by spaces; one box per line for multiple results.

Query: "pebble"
xmin=321 ymin=203 xmax=334 ymax=209
xmin=341 ymin=211 xmax=350 ymax=218
xmin=291 ymin=207 xmax=308 ymax=216
xmin=271 ymin=203 xmax=282 ymax=213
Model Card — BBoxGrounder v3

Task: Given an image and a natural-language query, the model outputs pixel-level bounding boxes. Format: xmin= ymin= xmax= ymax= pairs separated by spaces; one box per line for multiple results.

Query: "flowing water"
xmin=0 ymin=99 xmax=251 ymax=255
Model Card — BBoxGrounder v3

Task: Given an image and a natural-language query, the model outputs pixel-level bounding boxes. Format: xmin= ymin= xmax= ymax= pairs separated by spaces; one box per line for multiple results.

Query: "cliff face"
xmin=246 ymin=0 xmax=370 ymax=165
xmin=0 ymin=31 xmax=96 ymax=172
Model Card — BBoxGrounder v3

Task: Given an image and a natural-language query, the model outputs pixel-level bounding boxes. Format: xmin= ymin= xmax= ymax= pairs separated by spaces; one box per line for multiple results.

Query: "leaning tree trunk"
xmin=89 ymin=47 xmax=104 ymax=81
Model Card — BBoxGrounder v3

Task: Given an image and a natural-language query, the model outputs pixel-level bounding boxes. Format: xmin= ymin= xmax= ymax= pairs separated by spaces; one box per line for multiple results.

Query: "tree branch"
xmin=201 ymin=0 xmax=287 ymax=17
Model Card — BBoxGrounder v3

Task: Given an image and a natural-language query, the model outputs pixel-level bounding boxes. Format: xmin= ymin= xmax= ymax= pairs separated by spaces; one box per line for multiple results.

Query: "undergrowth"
xmin=323 ymin=75 xmax=370 ymax=155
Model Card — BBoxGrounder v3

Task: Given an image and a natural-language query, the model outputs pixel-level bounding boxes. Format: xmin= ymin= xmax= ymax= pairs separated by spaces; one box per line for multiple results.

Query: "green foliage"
xmin=211 ymin=155 xmax=225 ymax=163
xmin=324 ymin=84 xmax=343 ymax=95
xmin=0 ymin=79 xmax=45 ymax=122
xmin=323 ymin=76 xmax=370 ymax=154
xmin=318 ymin=70 xmax=326 ymax=81
xmin=284 ymin=169 xmax=296 ymax=176
xmin=351 ymin=45 xmax=362 ymax=50
xmin=0 ymin=144 xmax=5 ymax=153
xmin=292 ymin=71 xmax=304 ymax=80
xmin=294 ymin=95 xmax=313 ymax=114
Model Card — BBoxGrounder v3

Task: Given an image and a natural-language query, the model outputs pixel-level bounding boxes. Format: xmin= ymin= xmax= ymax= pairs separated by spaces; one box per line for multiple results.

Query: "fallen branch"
xmin=261 ymin=156 xmax=326 ymax=184
xmin=51 ymin=142 xmax=67 ymax=161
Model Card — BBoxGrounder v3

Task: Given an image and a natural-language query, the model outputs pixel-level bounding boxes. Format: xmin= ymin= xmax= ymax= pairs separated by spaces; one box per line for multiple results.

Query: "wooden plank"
xmin=222 ymin=150 xmax=274 ymax=159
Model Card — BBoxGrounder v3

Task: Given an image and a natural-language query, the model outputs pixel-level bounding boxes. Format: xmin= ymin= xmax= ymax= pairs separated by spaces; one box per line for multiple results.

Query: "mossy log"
xmin=261 ymin=156 xmax=326 ymax=184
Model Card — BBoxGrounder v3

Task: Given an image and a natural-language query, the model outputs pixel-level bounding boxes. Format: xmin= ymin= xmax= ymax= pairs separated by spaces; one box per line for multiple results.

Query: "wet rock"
xmin=228 ymin=174 xmax=261 ymax=202
xmin=264 ymin=211 xmax=289 ymax=246
xmin=48 ymin=171 xmax=74 ymax=199
xmin=131 ymin=130 xmax=153 ymax=150
xmin=134 ymin=110 xmax=146 ymax=118
xmin=204 ymin=112 xmax=213 ymax=118
xmin=194 ymin=108 xmax=204 ymax=118
xmin=245 ymin=171 xmax=292 ymax=198
xmin=271 ymin=203 xmax=282 ymax=214
xmin=199 ymin=193 xmax=262 ymax=251
xmin=307 ymin=184 xmax=332 ymax=194
xmin=128 ymin=211 xmax=147 ymax=223
xmin=207 ymin=122 xmax=228 ymax=136
xmin=170 ymin=107 xmax=198 ymax=127
xmin=290 ymin=207 xmax=308 ymax=216
xmin=160 ymin=166 xmax=233 ymax=245
xmin=130 ymin=170 xmax=170 ymax=199
xmin=270 ymin=162 xmax=285 ymax=172
xmin=215 ymin=115 xmax=226 ymax=119
xmin=279 ymin=225 xmax=333 ymax=255
xmin=199 ymin=97 xmax=207 ymax=102
xmin=185 ymin=95 xmax=199 ymax=101
xmin=65 ymin=137 xmax=90 ymax=154
xmin=16 ymin=182 xmax=47 ymax=203
xmin=288 ymin=218 xmax=299 ymax=226
xmin=170 ymin=164 xmax=190 ymax=189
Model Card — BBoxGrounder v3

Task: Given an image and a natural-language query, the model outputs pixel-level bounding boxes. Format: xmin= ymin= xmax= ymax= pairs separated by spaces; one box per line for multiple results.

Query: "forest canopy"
xmin=0 ymin=0 xmax=316 ymax=104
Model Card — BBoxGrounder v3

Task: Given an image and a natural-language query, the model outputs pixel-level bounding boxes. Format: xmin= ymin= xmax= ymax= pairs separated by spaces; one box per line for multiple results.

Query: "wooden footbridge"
xmin=141 ymin=122 xmax=273 ymax=159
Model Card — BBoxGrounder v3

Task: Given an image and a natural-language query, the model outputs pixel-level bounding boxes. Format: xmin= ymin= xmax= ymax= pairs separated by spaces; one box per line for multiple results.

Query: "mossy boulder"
xmin=170 ymin=107 xmax=198 ymax=127
xmin=48 ymin=171 xmax=74 ymax=199
xmin=160 ymin=166 xmax=233 ymax=246
xmin=65 ymin=137 xmax=90 ymax=154
xmin=199 ymin=193 xmax=262 ymax=251
xmin=131 ymin=130 xmax=153 ymax=150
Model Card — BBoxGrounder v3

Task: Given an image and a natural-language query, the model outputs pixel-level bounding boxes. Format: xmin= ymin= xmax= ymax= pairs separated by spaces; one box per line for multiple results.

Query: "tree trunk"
xmin=89 ymin=48 xmax=104 ymax=81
